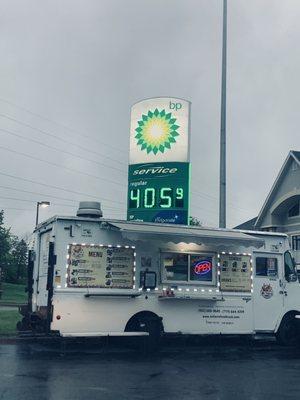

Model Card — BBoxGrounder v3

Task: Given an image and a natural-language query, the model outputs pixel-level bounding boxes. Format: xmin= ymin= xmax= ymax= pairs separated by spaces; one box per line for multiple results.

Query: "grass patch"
xmin=0 ymin=282 xmax=27 ymax=305
xmin=0 ymin=310 xmax=21 ymax=336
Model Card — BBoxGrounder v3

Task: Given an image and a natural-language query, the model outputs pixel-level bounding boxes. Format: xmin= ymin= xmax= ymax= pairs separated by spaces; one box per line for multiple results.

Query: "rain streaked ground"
xmin=1 ymin=338 xmax=300 ymax=400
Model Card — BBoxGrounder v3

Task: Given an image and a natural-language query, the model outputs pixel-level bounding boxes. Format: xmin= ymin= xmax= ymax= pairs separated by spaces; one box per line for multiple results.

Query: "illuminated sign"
xmin=128 ymin=97 xmax=191 ymax=225
xmin=194 ymin=260 xmax=212 ymax=276
xmin=67 ymin=244 xmax=135 ymax=289
xmin=127 ymin=162 xmax=189 ymax=224
xmin=190 ymin=256 xmax=213 ymax=282
xmin=219 ymin=253 xmax=252 ymax=292
xmin=129 ymin=98 xmax=190 ymax=164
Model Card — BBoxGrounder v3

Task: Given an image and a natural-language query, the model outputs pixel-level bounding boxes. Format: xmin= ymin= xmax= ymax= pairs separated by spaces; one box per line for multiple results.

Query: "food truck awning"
xmin=105 ymin=221 xmax=265 ymax=248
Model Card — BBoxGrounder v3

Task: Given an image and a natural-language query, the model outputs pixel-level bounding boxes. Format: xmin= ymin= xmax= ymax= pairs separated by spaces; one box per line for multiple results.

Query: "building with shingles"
xmin=235 ymin=150 xmax=300 ymax=266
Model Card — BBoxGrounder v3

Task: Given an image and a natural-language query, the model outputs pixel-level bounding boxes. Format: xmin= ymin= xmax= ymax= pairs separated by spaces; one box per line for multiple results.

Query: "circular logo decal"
xmin=261 ymin=283 xmax=273 ymax=299
xmin=134 ymin=109 xmax=180 ymax=155
xmin=194 ymin=260 xmax=212 ymax=276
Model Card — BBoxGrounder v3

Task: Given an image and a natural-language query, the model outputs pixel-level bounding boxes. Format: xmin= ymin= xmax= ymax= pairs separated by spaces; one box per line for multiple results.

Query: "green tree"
xmin=0 ymin=210 xmax=28 ymax=284
xmin=9 ymin=236 xmax=28 ymax=284
xmin=189 ymin=216 xmax=202 ymax=226
xmin=0 ymin=210 xmax=11 ymax=280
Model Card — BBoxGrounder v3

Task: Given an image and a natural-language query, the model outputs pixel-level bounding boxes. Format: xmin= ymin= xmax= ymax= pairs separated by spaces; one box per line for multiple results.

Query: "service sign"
xmin=127 ymin=162 xmax=189 ymax=224
xmin=67 ymin=244 xmax=134 ymax=289
xmin=129 ymin=97 xmax=190 ymax=164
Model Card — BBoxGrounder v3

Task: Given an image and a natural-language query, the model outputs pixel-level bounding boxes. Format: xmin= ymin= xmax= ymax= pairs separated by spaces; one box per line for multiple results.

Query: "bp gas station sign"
xmin=127 ymin=97 xmax=191 ymax=225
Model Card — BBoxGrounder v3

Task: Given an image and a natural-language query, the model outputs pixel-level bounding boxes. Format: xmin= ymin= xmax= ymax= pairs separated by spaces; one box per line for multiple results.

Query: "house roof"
xmin=255 ymin=150 xmax=300 ymax=228
xmin=234 ymin=217 xmax=257 ymax=230
xmin=292 ymin=150 xmax=300 ymax=163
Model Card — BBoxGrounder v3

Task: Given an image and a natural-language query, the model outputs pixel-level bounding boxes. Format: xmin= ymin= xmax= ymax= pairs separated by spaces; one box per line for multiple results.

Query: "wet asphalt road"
xmin=1 ymin=339 xmax=300 ymax=400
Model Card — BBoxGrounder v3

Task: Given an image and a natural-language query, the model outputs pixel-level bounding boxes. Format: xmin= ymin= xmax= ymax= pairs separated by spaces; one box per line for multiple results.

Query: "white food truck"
xmin=19 ymin=202 xmax=300 ymax=348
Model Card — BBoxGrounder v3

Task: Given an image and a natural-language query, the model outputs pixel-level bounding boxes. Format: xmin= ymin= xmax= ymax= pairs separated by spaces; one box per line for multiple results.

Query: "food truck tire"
xmin=276 ymin=313 xmax=300 ymax=346
xmin=28 ymin=313 xmax=47 ymax=333
xmin=125 ymin=312 xmax=163 ymax=352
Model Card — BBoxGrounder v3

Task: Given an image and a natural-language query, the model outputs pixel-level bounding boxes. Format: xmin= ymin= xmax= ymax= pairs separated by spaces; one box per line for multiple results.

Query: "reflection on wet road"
xmin=1 ymin=339 xmax=300 ymax=400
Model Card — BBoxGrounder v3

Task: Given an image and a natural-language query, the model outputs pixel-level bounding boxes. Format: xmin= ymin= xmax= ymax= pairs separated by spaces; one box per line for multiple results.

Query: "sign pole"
xmin=219 ymin=0 xmax=227 ymax=228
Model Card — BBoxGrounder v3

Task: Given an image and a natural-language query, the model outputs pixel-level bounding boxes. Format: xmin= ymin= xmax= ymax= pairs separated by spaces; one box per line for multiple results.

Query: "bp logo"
xmin=134 ymin=109 xmax=180 ymax=155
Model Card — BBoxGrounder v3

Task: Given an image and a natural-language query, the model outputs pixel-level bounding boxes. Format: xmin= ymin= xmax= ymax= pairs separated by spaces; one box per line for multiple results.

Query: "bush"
xmin=0 ymin=210 xmax=28 ymax=284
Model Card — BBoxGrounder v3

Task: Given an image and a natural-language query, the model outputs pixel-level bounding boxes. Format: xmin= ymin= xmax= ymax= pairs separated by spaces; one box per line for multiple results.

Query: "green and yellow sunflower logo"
xmin=134 ymin=109 xmax=180 ymax=155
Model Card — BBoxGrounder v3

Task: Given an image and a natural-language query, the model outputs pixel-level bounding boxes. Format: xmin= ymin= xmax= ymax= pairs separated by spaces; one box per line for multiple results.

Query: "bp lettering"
xmin=169 ymin=101 xmax=182 ymax=111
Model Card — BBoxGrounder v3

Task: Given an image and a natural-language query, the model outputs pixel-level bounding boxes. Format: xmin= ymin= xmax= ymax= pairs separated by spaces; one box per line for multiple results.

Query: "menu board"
xmin=67 ymin=244 xmax=134 ymax=289
xmin=219 ymin=254 xmax=252 ymax=292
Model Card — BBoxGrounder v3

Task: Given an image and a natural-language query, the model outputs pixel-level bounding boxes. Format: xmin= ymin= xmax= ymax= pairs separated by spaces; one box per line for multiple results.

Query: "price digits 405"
xmin=129 ymin=187 xmax=184 ymax=209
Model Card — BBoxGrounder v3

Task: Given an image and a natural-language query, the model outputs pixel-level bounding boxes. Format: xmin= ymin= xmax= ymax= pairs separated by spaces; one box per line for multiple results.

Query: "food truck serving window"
xmin=66 ymin=244 xmax=135 ymax=289
xmin=162 ymin=252 xmax=215 ymax=284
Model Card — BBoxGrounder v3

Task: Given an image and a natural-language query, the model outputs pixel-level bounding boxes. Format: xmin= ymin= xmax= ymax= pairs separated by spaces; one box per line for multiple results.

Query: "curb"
xmin=0 ymin=336 xmax=58 ymax=344
xmin=0 ymin=303 xmax=24 ymax=307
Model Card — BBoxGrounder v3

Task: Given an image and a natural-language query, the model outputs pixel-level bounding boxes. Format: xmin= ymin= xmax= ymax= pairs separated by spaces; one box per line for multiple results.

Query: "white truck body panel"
xmin=30 ymin=216 xmax=300 ymax=337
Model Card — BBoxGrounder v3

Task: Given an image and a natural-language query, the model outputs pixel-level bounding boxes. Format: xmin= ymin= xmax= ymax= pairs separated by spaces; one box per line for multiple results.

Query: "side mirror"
xmin=287 ymin=273 xmax=298 ymax=283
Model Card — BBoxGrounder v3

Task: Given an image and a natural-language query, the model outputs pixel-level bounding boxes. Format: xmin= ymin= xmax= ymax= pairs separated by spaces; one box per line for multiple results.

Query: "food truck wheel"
xmin=125 ymin=312 xmax=163 ymax=352
xmin=276 ymin=314 xmax=299 ymax=346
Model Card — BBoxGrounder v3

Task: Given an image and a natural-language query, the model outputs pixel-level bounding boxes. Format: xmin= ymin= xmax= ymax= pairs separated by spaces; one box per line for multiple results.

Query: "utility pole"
xmin=219 ymin=0 xmax=227 ymax=228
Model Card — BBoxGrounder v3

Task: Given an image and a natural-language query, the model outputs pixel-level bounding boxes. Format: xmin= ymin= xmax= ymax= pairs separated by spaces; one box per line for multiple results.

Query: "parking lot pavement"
xmin=1 ymin=339 xmax=300 ymax=400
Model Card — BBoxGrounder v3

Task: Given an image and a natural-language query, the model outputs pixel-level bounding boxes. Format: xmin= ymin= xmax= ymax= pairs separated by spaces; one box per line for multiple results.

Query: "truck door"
xmin=253 ymin=252 xmax=284 ymax=332
xmin=281 ymin=251 xmax=300 ymax=310
xmin=36 ymin=230 xmax=52 ymax=307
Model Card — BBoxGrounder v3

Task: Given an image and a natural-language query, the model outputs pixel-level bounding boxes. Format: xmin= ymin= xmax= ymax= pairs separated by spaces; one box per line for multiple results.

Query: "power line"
xmin=0 ymin=184 xmax=124 ymax=211
xmin=0 ymin=126 xmax=127 ymax=172
xmin=191 ymin=177 xmax=253 ymax=211
xmin=190 ymin=202 xmax=250 ymax=226
xmin=0 ymin=139 xmax=239 ymax=211
xmin=0 ymin=205 xmax=125 ymax=214
xmin=0 ymin=195 xmax=73 ymax=207
xmin=190 ymin=202 xmax=219 ymax=216
xmin=0 ymin=167 xmax=251 ymax=219
xmin=0 ymin=145 xmax=126 ymax=188
xmin=0 ymin=184 xmax=78 ymax=203
xmin=0 ymin=164 xmax=248 ymax=214
xmin=0 ymin=97 xmax=127 ymax=155
xmin=0 ymin=112 xmax=128 ymax=166
xmin=0 ymin=195 xmax=124 ymax=213
xmin=0 ymin=109 xmax=252 ymax=216
xmin=0 ymin=170 xmax=123 ymax=205
xmin=0 ymin=100 xmax=253 ymax=220
xmin=191 ymin=189 xmax=254 ymax=215
xmin=0 ymin=207 xmax=33 ymax=211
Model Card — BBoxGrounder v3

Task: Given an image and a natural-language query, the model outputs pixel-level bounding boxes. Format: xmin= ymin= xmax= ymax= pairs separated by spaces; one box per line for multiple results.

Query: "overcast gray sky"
xmin=0 ymin=0 xmax=300 ymax=235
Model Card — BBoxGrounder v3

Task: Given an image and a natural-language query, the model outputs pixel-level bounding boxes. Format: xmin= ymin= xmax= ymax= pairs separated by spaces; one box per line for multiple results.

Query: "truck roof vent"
xmin=76 ymin=201 xmax=103 ymax=218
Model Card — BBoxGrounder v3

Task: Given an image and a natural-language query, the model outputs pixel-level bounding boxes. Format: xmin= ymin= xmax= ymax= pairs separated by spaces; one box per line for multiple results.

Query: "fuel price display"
xmin=129 ymin=187 xmax=184 ymax=209
xmin=127 ymin=162 xmax=190 ymax=225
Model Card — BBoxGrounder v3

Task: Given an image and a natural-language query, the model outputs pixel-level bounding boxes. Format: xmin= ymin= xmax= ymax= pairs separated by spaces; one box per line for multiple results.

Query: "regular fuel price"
xmin=127 ymin=162 xmax=190 ymax=224
xmin=129 ymin=187 xmax=184 ymax=210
